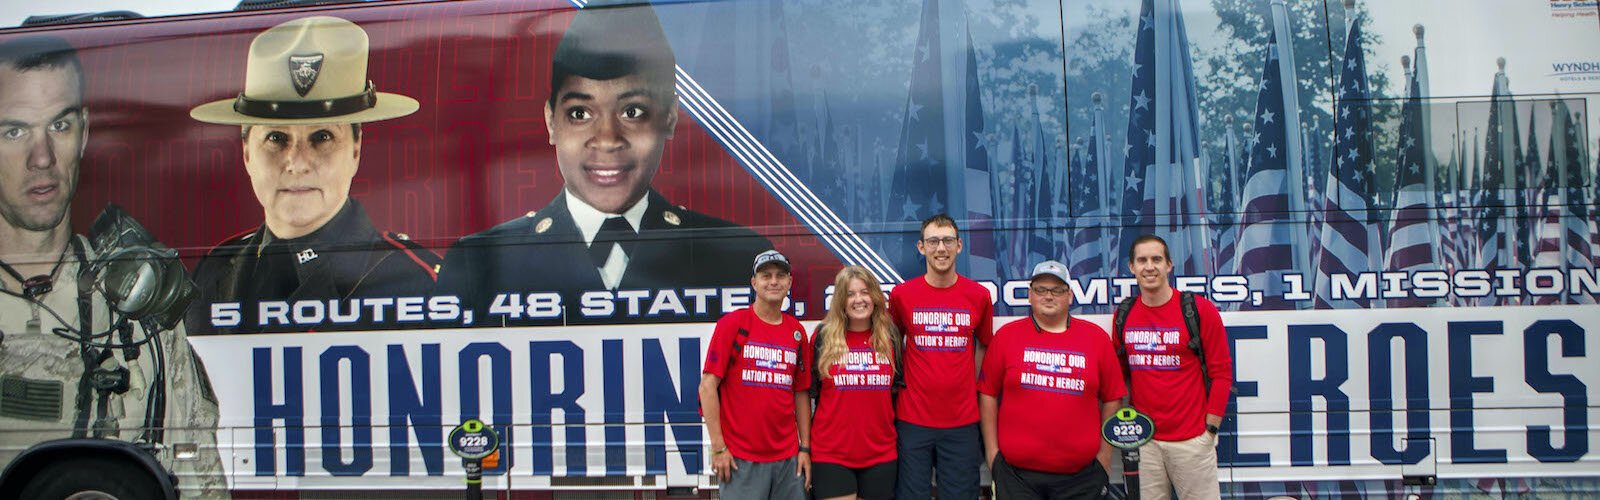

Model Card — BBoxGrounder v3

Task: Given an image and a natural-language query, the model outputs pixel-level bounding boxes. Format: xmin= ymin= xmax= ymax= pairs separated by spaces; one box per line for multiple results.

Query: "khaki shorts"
xmin=1139 ymin=431 xmax=1221 ymax=500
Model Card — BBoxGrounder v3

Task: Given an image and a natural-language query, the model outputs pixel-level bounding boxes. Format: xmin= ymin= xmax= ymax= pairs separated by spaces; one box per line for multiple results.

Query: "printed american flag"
xmin=1234 ymin=13 xmax=1305 ymax=310
xmin=1115 ymin=0 xmax=1157 ymax=271
xmin=1007 ymin=123 xmax=1029 ymax=279
xmin=1384 ymin=66 xmax=1435 ymax=307
xmin=1212 ymin=116 xmax=1241 ymax=281
xmin=889 ymin=0 xmax=950 ymax=273
xmin=1115 ymin=0 xmax=1211 ymax=276
xmin=1518 ymin=105 xmax=1542 ymax=272
xmin=1311 ymin=16 xmax=1376 ymax=309
xmin=1439 ymin=135 xmax=1469 ymax=303
xmin=1070 ymin=134 xmax=1106 ymax=284
xmin=1526 ymin=103 xmax=1557 ymax=305
xmin=1478 ymin=59 xmax=1521 ymax=305
xmin=1550 ymin=100 xmax=1596 ymax=304
xmin=1028 ymin=92 xmax=1056 ymax=265
xmin=960 ymin=27 xmax=999 ymax=284
xmin=1073 ymin=98 xmax=1113 ymax=313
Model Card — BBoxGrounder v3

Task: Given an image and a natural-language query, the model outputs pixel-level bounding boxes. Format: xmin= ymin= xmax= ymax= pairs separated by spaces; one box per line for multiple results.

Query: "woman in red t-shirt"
xmin=808 ymin=266 xmax=901 ymax=500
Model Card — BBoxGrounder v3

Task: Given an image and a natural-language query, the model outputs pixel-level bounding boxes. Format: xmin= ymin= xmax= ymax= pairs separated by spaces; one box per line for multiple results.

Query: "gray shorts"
xmin=720 ymin=455 xmax=805 ymax=500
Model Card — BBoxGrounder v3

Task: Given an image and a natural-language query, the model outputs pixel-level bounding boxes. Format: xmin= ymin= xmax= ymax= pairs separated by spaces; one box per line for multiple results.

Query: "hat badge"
xmin=288 ymin=53 xmax=325 ymax=97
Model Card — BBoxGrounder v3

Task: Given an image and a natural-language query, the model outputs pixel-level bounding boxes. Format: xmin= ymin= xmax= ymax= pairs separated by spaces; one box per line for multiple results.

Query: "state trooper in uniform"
xmin=437 ymin=3 xmax=771 ymax=325
xmin=0 ymin=36 xmax=228 ymax=497
xmin=187 ymin=16 xmax=441 ymax=334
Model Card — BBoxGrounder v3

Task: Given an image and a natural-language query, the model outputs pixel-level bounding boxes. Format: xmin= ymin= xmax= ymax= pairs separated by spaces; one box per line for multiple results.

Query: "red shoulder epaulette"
xmin=210 ymin=227 xmax=259 ymax=250
xmin=381 ymin=232 xmax=442 ymax=281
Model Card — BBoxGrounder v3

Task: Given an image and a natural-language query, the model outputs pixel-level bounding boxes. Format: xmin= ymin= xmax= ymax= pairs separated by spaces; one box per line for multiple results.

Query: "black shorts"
xmin=812 ymin=460 xmax=896 ymax=499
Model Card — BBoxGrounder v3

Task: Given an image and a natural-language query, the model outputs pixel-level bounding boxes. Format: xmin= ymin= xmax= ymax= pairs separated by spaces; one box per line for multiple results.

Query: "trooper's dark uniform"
xmin=187 ymin=200 xmax=441 ymax=334
xmin=437 ymin=190 xmax=769 ymax=326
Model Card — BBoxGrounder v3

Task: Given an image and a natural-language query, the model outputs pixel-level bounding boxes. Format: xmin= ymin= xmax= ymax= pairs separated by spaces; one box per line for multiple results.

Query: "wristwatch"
xmin=714 ymin=447 xmax=728 ymax=455
xmin=1206 ymin=424 xmax=1220 ymax=435
xmin=798 ymin=445 xmax=812 ymax=453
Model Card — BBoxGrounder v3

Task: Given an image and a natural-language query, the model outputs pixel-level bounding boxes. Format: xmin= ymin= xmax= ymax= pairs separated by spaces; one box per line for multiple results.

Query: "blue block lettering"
xmin=1448 ymin=321 xmax=1507 ymax=463
xmin=1220 ymin=325 xmax=1269 ymax=467
xmin=603 ymin=339 xmax=627 ymax=476
xmin=530 ymin=341 xmax=587 ymax=475
xmin=1288 ymin=324 xmax=1351 ymax=466
xmin=320 ymin=346 xmax=373 ymax=476
xmin=253 ymin=347 xmax=305 ymax=476
xmin=1368 ymin=323 xmax=1431 ymax=465
xmin=1524 ymin=320 xmax=1588 ymax=462
xmin=459 ymin=342 xmax=514 ymax=473
xmin=642 ymin=338 xmax=703 ymax=475
xmin=387 ymin=344 xmax=443 ymax=476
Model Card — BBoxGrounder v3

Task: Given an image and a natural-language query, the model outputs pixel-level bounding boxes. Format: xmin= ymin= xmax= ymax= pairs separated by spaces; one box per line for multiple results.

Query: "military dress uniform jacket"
xmin=437 ymin=190 xmax=772 ymax=326
xmin=0 ymin=234 xmax=229 ymax=498
xmin=187 ymin=200 xmax=442 ymax=335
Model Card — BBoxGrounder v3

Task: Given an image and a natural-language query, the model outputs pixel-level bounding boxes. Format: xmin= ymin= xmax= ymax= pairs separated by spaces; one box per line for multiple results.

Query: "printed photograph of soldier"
xmin=807 ymin=265 xmax=901 ymax=500
xmin=0 ymin=35 xmax=228 ymax=498
xmin=186 ymin=16 xmax=441 ymax=335
xmin=699 ymin=250 xmax=812 ymax=500
xmin=980 ymin=260 xmax=1123 ymax=500
xmin=436 ymin=2 xmax=772 ymax=325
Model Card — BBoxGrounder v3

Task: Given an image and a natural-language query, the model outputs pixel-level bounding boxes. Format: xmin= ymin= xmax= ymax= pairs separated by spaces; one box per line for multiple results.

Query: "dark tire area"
xmin=16 ymin=456 xmax=164 ymax=500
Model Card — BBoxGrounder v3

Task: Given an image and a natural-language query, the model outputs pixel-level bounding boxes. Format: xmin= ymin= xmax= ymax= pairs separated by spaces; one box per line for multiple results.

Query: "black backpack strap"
xmin=731 ymin=311 xmax=753 ymax=373
xmin=1180 ymin=292 xmax=1209 ymax=398
xmin=1113 ymin=295 xmax=1139 ymax=403
xmin=809 ymin=324 xmax=823 ymax=401
xmin=891 ymin=328 xmax=906 ymax=399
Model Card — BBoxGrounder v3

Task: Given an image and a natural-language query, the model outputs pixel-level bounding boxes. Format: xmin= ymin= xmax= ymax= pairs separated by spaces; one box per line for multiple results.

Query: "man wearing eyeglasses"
xmin=1115 ymin=234 xmax=1232 ymax=499
xmin=887 ymin=213 xmax=994 ymax=500
xmin=979 ymin=260 xmax=1122 ymax=499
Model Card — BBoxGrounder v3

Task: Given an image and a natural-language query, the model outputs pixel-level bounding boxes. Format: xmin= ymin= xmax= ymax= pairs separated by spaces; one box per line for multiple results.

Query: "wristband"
xmin=714 ymin=447 xmax=728 ymax=455
xmin=798 ymin=445 xmax=811 ymax=453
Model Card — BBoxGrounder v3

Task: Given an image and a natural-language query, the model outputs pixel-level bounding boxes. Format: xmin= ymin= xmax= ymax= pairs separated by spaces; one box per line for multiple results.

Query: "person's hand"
xmin=711 ymin=449 xmax=737 ymax=482
xmin=796 ymin=451 xmax=812 ymax=489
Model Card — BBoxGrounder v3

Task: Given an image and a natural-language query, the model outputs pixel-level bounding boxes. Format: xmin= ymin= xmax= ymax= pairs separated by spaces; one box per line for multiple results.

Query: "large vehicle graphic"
xmin=0 ymin=0 xmax=1596 ymax=497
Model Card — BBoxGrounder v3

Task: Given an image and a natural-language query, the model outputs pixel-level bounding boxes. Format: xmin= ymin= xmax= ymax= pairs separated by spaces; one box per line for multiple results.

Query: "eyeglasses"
xmin=1030 ymin=286 xmax=1069 ymax=297
xmin=921 ymin=236 xmax=960 ymax=248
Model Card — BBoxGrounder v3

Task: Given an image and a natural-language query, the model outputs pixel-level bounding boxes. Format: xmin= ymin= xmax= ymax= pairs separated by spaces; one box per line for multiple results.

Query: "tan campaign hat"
xmin=190 ymin=16 xmax=418 ymax=125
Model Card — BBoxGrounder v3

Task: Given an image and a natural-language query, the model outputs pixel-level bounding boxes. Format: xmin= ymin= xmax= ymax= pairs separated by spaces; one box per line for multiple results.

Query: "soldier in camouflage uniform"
xmin=0 ymin=36 xmax=228 ymax=498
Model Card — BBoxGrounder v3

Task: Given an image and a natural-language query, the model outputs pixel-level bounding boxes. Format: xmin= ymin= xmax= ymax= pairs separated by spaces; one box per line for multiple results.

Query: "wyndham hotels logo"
xmin=1549 ymin=61 xmax=1600 ymax=82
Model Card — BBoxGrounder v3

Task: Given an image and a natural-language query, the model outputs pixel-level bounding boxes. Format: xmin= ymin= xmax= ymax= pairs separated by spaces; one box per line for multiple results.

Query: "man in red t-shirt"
xmin=699 ymin=250 xmax=812 ymax=500
xmin=980 ymin=260 xmax=1123 ymax=499
xmin=888 ymin=213 xmax=994 ymax=500
xmin=1117 ymin=235 xmax=1233 ymax=499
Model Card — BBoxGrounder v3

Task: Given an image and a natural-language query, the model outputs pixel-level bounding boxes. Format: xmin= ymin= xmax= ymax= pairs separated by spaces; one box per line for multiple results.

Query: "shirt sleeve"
xmin=702 ymin=311 xmax=741 ymax=378
xmin=887 ymin=284 xmax=907 ymax=331
xmin=977 ymin=329 xmax=1005 ymax=397
xmin=793 ymin=319 xmax=813 ymax=393
xmin=973 ymin=284 xmax=995 ymax=347
xmin=1097 ymin=325 xmax=1128 ymax=403
xmin=1197 ymin=297 xmax=1234 ymax=417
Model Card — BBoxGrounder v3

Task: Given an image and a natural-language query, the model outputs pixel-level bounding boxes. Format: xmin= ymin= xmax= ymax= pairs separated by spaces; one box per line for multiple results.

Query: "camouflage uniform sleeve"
xmin=157 ymin=321 xmax=232 ymax=499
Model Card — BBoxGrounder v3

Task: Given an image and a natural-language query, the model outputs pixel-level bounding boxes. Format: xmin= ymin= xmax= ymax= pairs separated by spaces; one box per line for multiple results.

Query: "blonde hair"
xmin=816 ymin=266 xmax=898 ymax=376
